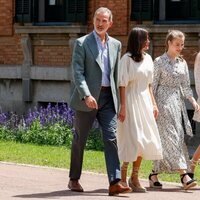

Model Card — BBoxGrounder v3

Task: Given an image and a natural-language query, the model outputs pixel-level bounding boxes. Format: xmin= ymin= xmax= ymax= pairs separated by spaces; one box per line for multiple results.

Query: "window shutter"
xmin=66 ymin=0 xmax=87 ymax=23
xmin=15 ymin=0 xmax=32 ymax=23
xmin=131 ymin=0 xmax=152 ymax=21
xmin=190 ymin=0 xmax=200 ymax=19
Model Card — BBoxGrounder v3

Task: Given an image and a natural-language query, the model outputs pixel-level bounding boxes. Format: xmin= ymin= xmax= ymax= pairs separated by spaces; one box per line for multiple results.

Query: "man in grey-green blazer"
xmin=69 ymin=31 xmax=119 ymax=113
xmin=68 ymin=7 xmax=131 ymax=196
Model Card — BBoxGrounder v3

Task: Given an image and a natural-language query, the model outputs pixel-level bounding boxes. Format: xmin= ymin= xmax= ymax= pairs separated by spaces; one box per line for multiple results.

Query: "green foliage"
xmin=86 ymin=128 xmax=104 ymax=151
xmin=21 ymin=121 xmax=70 ymax=146
xmin=0 ymin=123 xmax=104 ymax=150
xmin=0 ymin=126 xmax=22 ymax=142
xmin=0 ymin=104 xmax=104 ymax=151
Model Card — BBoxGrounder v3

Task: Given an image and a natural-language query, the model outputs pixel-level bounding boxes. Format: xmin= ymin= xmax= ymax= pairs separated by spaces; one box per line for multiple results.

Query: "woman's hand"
xmin=189 ymin=97 xmax=200 ymax=112
xmin=118 ymin=105 xmax=126 ymax=122
xmin=153 ymin=105 xmax=159 ymax=119
xmin=192 ymin=101 xmax=200 ymax=113
xmin=188 ymin=97 xmax=200 ymax=112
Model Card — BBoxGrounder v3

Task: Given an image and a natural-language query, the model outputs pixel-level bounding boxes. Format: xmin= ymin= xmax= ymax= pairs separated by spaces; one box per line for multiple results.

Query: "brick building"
xmin=0 ymin=1 xmax=200 ymax=133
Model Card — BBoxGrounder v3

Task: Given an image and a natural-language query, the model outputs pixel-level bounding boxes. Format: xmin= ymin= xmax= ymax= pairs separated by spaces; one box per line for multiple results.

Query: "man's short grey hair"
xmin=94 ymin=7 xmax=113 ymax=22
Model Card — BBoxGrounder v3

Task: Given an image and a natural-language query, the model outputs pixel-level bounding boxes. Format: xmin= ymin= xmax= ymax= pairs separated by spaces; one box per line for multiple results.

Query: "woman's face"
xmin=142 ymin=36 xmax=150 ymax=51
xmin=168 ymin=37 xmax=185 ymax=56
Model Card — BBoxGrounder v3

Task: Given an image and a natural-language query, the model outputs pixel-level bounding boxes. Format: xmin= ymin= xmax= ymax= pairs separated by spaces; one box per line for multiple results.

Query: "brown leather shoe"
xmin=109 ymin=182 xmax=132 ymax=196
xmin=68 ymin=180 xmax=84 ymax=192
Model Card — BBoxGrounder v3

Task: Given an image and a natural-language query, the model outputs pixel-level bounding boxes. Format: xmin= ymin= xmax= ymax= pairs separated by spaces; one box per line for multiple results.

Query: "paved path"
xmin=0 ymin=162 xmax=200 ymax=200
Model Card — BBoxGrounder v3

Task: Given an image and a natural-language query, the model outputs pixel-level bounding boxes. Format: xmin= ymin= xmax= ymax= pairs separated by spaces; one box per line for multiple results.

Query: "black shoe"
xmin=149 ymin=172 xmax=162 ymax=189
xmin=187 ymin=172 xmax=194 ymax=179
xmin=180 ymin=173 xmax=197 ymax=190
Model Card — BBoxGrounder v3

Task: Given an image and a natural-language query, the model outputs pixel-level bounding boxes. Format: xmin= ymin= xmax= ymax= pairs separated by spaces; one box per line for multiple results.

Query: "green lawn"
xmin=0 ymin=140 xmax=199 ymax=184
xmin=0 ymin=140 xmax=106 ymax=173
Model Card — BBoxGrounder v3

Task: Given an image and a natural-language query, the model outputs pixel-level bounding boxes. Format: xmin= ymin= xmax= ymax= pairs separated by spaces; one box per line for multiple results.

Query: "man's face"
xmin=93 ymin=12 xmax=113 ymax=37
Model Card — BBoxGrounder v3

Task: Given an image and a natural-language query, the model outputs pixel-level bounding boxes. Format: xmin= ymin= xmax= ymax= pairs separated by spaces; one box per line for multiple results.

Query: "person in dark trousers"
xmin=68 ymin=7 xmax=132 ymax=196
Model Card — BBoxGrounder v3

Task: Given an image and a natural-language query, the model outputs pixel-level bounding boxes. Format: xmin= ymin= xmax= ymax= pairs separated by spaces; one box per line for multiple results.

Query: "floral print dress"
xmin=152 ymin=53 xmax=193 ymax=172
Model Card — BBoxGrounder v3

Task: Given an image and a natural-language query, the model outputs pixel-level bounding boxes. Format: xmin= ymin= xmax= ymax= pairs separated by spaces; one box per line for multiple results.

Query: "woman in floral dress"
xmin=149 ymin=30 xmax=200 ymax=190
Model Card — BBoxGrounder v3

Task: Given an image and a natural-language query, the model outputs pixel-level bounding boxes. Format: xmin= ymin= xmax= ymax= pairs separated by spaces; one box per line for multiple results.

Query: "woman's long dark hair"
xmin=126 ymin=27 xmax=148 ymax=62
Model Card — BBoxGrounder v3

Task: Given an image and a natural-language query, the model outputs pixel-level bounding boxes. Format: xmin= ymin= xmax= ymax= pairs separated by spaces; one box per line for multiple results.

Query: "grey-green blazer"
xmin=69 ymin=32 xmax=121 ymax=112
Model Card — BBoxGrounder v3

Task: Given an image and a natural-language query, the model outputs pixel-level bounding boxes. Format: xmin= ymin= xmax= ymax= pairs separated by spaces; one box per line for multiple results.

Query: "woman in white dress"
xmin=117 ymin=27 xmax=163 ymax=192
xmin=189 ymin=52 xmax=200 ymax=179
xmin=150 ymin=30 xmax=200 ymax=190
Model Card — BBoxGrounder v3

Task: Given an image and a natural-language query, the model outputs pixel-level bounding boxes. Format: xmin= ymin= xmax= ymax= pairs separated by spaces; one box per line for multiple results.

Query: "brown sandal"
xmin=129 ymin=167 xmax=146 ymax=192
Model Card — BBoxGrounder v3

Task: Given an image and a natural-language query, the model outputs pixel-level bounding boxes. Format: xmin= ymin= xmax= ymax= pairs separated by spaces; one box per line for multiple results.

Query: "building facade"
xmin=0 ymin=0 xmax=200 ymax=136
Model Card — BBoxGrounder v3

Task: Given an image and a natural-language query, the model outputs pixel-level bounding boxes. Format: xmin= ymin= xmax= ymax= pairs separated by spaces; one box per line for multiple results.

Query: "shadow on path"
xmin=13 ymin=189 xmax=129 ymax=198
xmin=147 ymin=186 xmax=200 ymax=193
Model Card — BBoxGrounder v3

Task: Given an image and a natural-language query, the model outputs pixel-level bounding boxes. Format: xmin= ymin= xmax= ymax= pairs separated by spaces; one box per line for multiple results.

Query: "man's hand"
xmin=84 ymin=96 xmax=98 ymax=109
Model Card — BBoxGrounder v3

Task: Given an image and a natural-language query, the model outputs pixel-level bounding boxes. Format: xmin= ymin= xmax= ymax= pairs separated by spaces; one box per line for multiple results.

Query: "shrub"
xmin=0 ymin=103 xmax=103 ymax=150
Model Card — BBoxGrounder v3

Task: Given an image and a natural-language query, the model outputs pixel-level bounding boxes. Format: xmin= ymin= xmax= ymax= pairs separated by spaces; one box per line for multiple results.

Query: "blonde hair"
xmin=165 ymin=30 xmax=185 ymax=51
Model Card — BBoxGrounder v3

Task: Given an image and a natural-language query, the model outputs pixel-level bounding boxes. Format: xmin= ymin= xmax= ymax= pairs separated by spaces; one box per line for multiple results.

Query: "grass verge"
xmin=0 ymin=140 xmax=199 ymax=185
